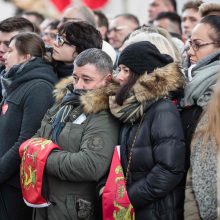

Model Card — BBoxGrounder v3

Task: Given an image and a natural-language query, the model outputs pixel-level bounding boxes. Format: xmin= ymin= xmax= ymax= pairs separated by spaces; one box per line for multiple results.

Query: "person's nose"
xmin=74 ymin=79 xmax=84 ymax=90
xmin=183 ymin=19 xmax=190 ymax=30
xmin=187 ymin=46 xmax=195 ymax=57
xmin=108 ymin=30 xmax=115 ymax=40
xmin=0 ymin=43 xmax=7 ymax=53
xmin=116 ymin=71 xmax=125 ymax=84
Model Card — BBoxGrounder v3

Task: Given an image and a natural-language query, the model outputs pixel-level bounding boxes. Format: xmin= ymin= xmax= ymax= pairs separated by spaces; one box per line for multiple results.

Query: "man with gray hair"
xmin=30 ymin=48 xmax=120 ymax=220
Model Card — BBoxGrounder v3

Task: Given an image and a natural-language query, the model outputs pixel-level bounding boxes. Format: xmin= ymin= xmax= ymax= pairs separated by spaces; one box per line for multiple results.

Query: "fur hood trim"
xmin=53 ymin=63 xmax=184 ymax=114
xmin=53 ymin=76 xmax=72 ymax=103
xmin=133 ymin=62 xmax=184 ymax=103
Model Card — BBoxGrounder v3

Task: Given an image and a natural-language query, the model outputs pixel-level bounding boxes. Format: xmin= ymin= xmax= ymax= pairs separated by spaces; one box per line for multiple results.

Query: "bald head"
xmin=60 ymin=6 xmax=96 ymax=27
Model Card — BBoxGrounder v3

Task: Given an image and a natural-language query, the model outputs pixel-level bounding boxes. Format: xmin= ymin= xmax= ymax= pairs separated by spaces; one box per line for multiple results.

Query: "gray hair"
xmin=74 ymin=48 xmax=113 ymax=75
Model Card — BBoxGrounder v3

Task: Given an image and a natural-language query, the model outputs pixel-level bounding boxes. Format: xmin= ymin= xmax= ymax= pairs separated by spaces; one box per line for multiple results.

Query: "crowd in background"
xmin=0 ymin=0 xmax=220 ymax=219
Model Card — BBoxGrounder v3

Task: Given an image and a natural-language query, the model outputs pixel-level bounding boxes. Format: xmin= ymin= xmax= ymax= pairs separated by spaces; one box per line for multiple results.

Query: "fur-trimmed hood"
xmin=53 ymin=63 xmax=185 ymax=114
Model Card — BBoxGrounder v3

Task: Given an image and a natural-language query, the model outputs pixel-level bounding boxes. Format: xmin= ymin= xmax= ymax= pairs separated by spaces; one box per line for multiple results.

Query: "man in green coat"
xmin=33 ymin=48 xmax=120 ymax=220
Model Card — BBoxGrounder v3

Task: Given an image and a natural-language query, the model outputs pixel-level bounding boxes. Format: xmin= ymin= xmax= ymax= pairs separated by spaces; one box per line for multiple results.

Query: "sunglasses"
xmin=55 ymin=34 xmax=73 ymax=47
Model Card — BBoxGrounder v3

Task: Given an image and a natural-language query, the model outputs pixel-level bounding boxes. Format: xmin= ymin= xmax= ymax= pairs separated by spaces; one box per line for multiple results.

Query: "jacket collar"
xmin=53 ymin=63 xmax=184 ymax=114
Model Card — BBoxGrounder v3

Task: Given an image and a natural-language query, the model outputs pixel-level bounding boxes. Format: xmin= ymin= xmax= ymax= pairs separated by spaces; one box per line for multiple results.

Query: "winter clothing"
xmin=180 ymin=51 xmax=220 ymax=153
xmin=33 ymin=78 xmax=120 ymax=220
xmin=0 ymin=57 xmax=57 ymax=220
xmin=181 ymin=51 xmax=220 ymax=219
xmin=108 ymin=62 xmax=186 ymax=219
xmin=54 ymin=61 xmax=74 ymax=79
xmin=118 ymin=41 xmax=173 ymax=75
xmin=184 ymin=167 xmax=200 ymax=220
xmin=190 ymin=113 xmax=217 ymax=220
xmin=0 ymin=64 xmax=5 ymax=102
xmin=181 ymin=51 xmax=220 ymax=108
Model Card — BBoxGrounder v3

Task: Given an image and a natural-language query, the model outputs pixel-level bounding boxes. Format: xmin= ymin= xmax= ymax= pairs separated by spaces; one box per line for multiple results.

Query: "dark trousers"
xmin=0 ymin=184 xmax=32 ymax=220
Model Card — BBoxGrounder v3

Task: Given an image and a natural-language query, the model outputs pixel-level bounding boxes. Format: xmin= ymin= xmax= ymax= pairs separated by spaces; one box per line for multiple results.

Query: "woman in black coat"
xmin=108 ymin=41 xmax=186 ymax=219
xmin=0 ymin=32 xmax=57 ymax=220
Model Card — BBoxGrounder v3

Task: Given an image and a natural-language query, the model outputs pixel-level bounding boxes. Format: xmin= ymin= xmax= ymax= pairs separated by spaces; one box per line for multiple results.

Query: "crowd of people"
xmin=0 ymin=0 xmax=220 ymax=219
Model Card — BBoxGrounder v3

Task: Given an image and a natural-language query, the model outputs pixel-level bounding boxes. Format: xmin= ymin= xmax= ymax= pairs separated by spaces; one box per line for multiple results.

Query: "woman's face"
xmin=115 ymin=64 xmax=130 ymax=86
xmin=187 ymin=23 xmax=220 ymax=64
xmin=3 ymin=39 xmax=28 ymax=71
xmin=42 ymin=27 xmax=57 ymax=47
xmin=52 ymin=34 xmax=78 ymax=63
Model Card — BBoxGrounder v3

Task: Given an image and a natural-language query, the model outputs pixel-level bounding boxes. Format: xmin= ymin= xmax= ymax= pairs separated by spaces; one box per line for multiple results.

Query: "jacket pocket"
xmin=66 ymin=195 xmax=94 ymax=220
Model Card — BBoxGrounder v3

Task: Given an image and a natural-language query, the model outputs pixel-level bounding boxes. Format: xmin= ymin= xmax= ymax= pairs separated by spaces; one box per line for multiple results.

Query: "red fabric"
xmin=50 ymin=0 xmax=71 ymax=12
xmin=19 ymin=138 xmax=61 ymax=207
xmin=102 ymin=146 xmax=135 ymax=220
xmin=83 ymin=0 xmax=108 ymax=9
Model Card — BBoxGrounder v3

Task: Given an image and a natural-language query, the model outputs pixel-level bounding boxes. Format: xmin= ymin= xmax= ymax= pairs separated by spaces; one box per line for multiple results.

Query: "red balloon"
xmin=83 ymin=0 xmax=109 ymax=9
xmin=51 ymin=0 xmax=71 ymax=12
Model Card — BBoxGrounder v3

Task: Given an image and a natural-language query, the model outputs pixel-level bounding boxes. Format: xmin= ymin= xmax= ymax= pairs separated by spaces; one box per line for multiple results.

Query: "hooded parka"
xmin=33 ymin=77 xmax=120 ymax=220
xmin=108 ymin=63 xmax=186 ymax=220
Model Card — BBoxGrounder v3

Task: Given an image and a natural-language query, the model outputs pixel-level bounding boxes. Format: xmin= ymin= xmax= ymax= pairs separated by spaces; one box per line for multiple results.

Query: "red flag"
xmin=50 ymin=0 xmax=71 ymax=12
xmin=83 ymin=0 xmax=108 ymax=9
xmin=102 ymin=146 xmax=135 ymax=220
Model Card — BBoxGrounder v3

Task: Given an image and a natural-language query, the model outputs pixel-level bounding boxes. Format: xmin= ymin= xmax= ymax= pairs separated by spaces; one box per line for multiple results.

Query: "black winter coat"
xmin=120 ymin=99 xmax=185 ymax=220
xmin=110 ymin=63 xmax=186 ymax=220
xmin=0 ymin=57 xmax=58 ymax=220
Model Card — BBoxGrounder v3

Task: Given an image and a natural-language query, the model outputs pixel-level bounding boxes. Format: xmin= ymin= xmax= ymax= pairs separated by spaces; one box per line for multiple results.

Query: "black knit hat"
xmin=118 ymin=41 xmax=173 ymax=75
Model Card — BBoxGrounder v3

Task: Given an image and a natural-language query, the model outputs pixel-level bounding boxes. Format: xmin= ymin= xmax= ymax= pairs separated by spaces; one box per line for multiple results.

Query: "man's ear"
xmin=72 ymin=51 xmax=78 ymax=60
xmin=105 ymin=73 xmax=112 ymax=83
xmin=23 ymin=53 xmax=32 ymax=62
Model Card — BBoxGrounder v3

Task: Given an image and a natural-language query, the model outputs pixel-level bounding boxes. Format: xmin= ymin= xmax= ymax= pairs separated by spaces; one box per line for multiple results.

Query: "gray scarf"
xmin=181 ymin=51 xmax=220 ymax=108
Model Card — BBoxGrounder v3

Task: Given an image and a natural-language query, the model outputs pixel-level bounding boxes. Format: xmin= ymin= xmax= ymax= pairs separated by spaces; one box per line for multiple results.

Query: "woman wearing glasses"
xmin=181 ymin=15 xmax=220 ymax=220
xmin=52 ymin=21 xmax=102 ymax=79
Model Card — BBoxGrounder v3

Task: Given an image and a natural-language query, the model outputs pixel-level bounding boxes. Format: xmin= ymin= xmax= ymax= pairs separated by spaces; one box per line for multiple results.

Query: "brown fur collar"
xmin=53 ymin=76 xmax=73 ymax=103
xmin=133 ymin=62 xmax=185 ymax=103
xmin=53 ymin=63 xmax=184 ymax=114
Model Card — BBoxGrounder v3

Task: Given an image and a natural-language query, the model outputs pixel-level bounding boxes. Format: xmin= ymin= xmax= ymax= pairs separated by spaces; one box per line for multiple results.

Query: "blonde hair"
xmin=199 ymin=2 xmax=220 ymax=17
xmin=121 ymin=26 xmax=180 ymax=62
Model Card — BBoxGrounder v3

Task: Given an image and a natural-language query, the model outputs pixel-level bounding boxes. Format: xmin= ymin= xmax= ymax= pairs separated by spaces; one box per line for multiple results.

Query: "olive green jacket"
xmin=34 ymin=78 xmax=120 ymax=220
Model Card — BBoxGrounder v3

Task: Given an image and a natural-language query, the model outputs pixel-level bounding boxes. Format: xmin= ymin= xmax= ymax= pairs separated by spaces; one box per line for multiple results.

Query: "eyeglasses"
xmin=188 ymin=39 xmax=218 ymax=51
xmin=55 ymin=34 xmax=72 ymax=47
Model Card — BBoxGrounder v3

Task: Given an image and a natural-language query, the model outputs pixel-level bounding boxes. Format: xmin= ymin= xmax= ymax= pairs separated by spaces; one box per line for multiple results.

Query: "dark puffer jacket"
xmin=113 ymin=63 xmax=186 ymax=220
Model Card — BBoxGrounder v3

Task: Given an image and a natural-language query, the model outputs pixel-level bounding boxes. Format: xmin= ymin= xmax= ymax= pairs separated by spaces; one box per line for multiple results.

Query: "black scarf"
xmin=51 ymin=89 xmax=86 ymax=144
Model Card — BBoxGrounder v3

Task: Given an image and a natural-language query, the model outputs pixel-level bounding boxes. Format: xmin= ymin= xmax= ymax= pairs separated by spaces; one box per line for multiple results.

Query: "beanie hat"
xmin=118 ymin=41 xmax=173 ymax=75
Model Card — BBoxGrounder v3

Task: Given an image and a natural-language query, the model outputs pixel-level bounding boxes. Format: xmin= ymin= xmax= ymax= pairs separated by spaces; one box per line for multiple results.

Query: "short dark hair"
xmin=94 ymin=10 xmax=109 ymax=29
xmin=115 ymin=13 xmax=140 ymax=27
xmin=0 ymin=16 xmax=34 ymax=33
xmin=22 ymin=11 xmax=45 ymax=25
xmin=182 ymin=0 xmax=204 ymax=13
xmin=10 ymin=32 xmax=46 ymax=58
xmin=165 ymin=0 xmax=177 ymax=12
xmin=58 ymin=21 xmax=102 ymax=54
xmin=155 ymin=12 xmax=181 ymax=34
xmin=46 ymin=20 xmax=59 ymax=30
xmin=74 ymin=48 xmax=113 ymax=75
